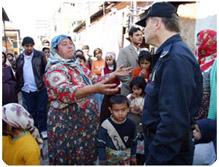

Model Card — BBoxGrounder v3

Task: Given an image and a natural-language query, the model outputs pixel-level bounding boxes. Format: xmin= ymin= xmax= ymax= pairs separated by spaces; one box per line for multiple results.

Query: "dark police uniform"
xmin=142 ymin=34 xmax=203 ymax=165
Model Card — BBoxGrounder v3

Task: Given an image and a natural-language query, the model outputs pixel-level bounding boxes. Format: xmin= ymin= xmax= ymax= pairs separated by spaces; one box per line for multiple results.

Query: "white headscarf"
xmin=105 ymin=52 xmax=116 ymax=60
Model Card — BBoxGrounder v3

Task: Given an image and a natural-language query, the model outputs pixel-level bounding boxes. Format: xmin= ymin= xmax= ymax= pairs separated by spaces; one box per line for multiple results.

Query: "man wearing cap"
xmin=136 ymin=2 xmax=203 ymax=165
xmin=16 ymin=36 xmax=48 ymax=139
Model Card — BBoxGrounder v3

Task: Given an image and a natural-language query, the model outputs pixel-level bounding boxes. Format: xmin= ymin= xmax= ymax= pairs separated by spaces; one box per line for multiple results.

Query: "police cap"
xmin=136 ymin=2 xmax=177 ymax=27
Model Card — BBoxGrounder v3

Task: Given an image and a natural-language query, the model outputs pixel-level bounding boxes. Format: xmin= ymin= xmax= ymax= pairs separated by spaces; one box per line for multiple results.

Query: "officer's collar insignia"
xmin=124 ymin=136 xmax=129 ymax=142
xmin=151 ymin=69 xmax=156 ymax=81
xmin=160 ymin=50 xmax=169 ymax=58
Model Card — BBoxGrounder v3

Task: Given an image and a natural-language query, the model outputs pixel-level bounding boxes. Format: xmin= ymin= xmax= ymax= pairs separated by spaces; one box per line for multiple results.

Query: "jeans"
xmin=22 ymin=88 xmax=48 ymax=132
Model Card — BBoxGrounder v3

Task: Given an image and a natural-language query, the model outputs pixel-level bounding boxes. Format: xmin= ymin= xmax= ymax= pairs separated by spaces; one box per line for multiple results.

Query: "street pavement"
xmin=41 ymin=139 xmax=49 ymax=165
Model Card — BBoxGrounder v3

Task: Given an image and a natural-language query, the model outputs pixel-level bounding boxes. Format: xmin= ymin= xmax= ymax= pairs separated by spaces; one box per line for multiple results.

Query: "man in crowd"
xmin=42 ymin=47 xmax=50 ymax=61
xmin=16 ymin=36 xmax=48 ymax=138
xmin=117 ymin=26 xmax=143 ymax=96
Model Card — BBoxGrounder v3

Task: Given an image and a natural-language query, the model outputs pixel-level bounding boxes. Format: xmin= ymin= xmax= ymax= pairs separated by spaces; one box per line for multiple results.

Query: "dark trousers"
xmin=22 ymin=88 xmax=48 ymax=132
xmin=143 ymin=126 xmax=194 ymax=165
xmin=100 ymin=95 xmax=112 ymax=124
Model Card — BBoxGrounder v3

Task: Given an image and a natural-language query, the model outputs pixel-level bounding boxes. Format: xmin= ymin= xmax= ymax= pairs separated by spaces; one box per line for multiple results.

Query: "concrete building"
xmin=72 ymin=1 xmax=201 ymax=58
xmin=73 ymin=2 xmax=147 ymax=57
xmin=2 ymin=7 xmax=21 ymax=55
xmin=2 ymin=29 xmax=21 ymax=56
xmin=195 ymin=0 xmax=217 ymax=43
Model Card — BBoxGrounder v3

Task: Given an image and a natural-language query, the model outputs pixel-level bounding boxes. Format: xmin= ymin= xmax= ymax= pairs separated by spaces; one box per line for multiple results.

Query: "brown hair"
xmin=93 ymin=48 xmax=102 ymax=56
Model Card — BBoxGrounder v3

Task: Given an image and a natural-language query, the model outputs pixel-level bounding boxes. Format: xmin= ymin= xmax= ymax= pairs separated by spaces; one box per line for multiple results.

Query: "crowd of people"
xmin=2 ymin=2 xmax=217 ymax=165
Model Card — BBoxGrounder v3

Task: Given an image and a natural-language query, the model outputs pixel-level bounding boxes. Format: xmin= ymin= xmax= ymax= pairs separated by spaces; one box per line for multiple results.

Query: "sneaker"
xmin=41 ymin=131 xmax=48 ymax=139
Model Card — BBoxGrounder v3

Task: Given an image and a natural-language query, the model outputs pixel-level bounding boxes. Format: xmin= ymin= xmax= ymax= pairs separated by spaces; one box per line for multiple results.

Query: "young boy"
xmin=97 ymin=95 xmax=137 ymax=165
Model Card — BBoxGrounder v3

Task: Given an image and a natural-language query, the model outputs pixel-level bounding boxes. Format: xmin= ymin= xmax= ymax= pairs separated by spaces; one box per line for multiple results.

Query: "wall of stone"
xmin=180 ymin=17 xmax=196 ymax=52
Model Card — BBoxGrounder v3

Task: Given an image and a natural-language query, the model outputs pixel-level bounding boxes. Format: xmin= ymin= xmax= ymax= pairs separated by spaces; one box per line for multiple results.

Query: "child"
xmin=2 ymin=103 xmax=43 ymax=165
xmin=100 ymin=52 xmax=121 ymax=124
xmin=91 ymin=48 xmax=105 ymax=112
xmin=82 ymin=45 xmax=93 ymax=70
xmin=127 ymin=76 xmax=146 ymax=130
xmin=75 ymin=49 xmax=87 ymax=66
xmin=132 ymin=50 xmax=152 ymax=82
xmin=42 ymin=47 xmax=50 ymax=61
xmin=91 ymin=48 xmax=105 ymax=76
xmin=101 ymin=52 xmax=116 ymax=76
xmin=97 ymin=95 xmax=137 ymax=165
xmin=127 ymin=76 xmax=146 ymax=164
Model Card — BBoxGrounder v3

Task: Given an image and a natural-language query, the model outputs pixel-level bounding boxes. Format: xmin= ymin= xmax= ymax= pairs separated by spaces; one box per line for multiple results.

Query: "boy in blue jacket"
xmin=97 ymin=95 xmax=137 ymax=165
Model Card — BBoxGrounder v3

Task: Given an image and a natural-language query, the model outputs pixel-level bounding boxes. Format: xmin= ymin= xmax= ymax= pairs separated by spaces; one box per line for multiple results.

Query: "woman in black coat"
xmin=2 ymin=52 xmax=18 ymax=105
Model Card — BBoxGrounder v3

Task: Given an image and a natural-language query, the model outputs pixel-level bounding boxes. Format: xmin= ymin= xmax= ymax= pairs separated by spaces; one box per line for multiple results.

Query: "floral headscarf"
xmin=195 ymin=29 xmax=217 ymax=72
xmin=46 ymin=34 xmax=92 ymax=85
xmin=3 ymin=103 xmax=34 ymax=130
xmin=2 ymin=103 xmax=43 ymax=147
xmin=46 ymin=35 xmax=75 ymax=70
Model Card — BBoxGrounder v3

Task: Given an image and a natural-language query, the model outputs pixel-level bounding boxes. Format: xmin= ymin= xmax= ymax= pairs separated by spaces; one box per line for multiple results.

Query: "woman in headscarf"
xmin=2 ymin=103 xmax=42 ymax=165
xmin=44 ymin=35 xmax=132 ymax=165
xmin=194 ymin=29 xmax=217 ymax=120
xmin=192 ymin=30 xmax=217 ymax=165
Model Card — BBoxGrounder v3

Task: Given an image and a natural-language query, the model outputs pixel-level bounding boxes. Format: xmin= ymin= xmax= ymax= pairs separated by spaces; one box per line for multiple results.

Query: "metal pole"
xmin=130 ymin=1 xmax=137 ymax=26
xmin=3 ymin=21 xmax=8 ymax=52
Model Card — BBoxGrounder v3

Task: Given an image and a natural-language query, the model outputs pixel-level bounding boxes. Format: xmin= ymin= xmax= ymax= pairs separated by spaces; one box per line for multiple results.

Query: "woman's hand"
xmin=113 ymin=65 xmax=133 ymax=78
xmin=98 ymin=65 xmax=132 ymax=84
xmin=75 ymin=82 xmax=118 ymax=98
xmin=95 ymin=83 xmax=119 ymax=95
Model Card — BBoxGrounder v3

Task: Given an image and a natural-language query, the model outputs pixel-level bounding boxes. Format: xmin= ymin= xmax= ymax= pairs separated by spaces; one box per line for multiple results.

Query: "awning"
xmin=2 ymin=7 xmax=10 ymax=21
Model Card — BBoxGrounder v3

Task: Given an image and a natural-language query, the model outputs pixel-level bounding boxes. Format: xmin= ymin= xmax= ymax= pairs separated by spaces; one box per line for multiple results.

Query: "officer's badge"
xmin=160 ymin=50 xmax=169 ymax=58
xmin=124 ymin=136 xmax=129 ymax=142
xmin=151 ymin=69 xmax=156 ymax=81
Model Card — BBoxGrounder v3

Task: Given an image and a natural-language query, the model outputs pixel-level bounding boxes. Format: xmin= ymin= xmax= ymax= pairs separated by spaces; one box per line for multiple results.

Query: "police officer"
xmin=136 ymin=2 xmax=203 ymax=165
